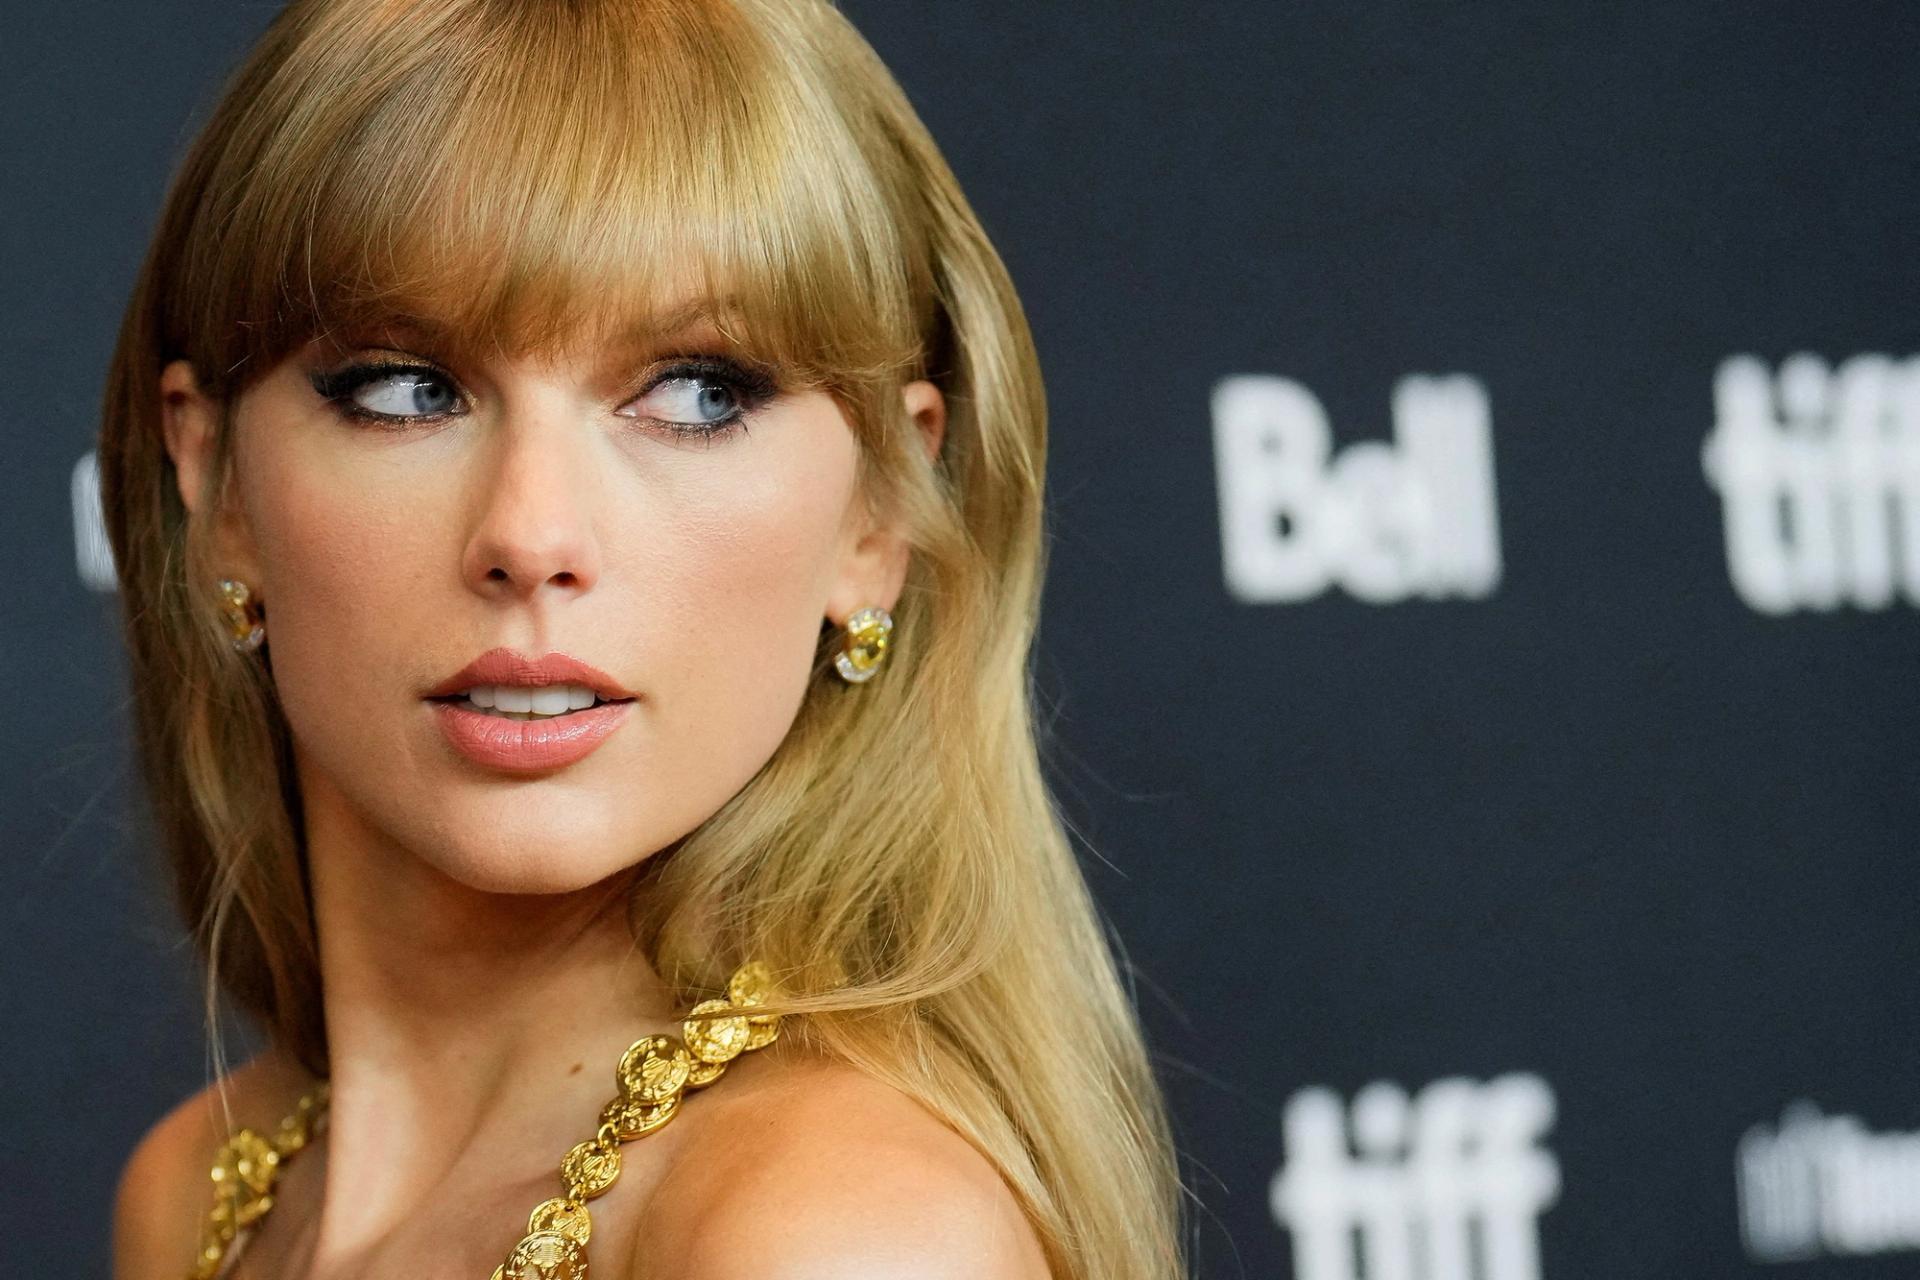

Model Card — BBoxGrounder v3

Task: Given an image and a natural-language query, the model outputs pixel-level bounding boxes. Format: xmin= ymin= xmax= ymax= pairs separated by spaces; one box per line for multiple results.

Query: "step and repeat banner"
xmin=7 ymin=3 xmax=1917 ymax=1277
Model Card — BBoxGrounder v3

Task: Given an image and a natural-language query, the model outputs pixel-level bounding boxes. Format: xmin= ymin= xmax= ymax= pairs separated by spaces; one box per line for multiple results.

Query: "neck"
xmin=287 ymin=765 xmax=683 ymax=1265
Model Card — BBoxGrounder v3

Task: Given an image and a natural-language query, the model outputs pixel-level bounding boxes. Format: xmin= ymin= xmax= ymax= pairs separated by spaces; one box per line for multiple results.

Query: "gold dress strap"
xmin=188 ymin=1083 xmax=330 ymax=1280
xmin=184 ymin=961 xmax=783 ymax=1280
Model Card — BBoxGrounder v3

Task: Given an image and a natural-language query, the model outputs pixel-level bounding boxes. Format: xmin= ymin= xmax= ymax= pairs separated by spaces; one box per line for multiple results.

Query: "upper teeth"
xmin=460 ymin=683 xmax=602 ymax=714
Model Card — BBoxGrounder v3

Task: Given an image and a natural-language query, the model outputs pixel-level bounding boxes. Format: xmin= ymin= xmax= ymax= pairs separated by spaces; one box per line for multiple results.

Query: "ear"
xmin=824 ymin=378 xmax=947 ymax=626
xmin=159 ymin=359 xmax=264 ymax=589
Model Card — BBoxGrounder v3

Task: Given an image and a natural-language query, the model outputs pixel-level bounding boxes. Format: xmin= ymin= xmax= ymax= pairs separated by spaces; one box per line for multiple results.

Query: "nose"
xmin=461 ymin=399 xmax=603 ymax=602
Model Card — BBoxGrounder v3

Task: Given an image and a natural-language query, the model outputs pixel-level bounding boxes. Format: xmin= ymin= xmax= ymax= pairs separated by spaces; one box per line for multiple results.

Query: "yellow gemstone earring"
xmin=832 ymin=606 xmax=893 ymax=684
xmin=217 ymin=578 xmax=266 ymax=652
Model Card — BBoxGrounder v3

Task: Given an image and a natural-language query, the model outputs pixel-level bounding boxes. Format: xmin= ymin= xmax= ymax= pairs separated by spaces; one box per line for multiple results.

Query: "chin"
xmin=408 ymin=818 xmax=657 ymax=898
xmin=444 ymin=853 xmax=646 ymax=899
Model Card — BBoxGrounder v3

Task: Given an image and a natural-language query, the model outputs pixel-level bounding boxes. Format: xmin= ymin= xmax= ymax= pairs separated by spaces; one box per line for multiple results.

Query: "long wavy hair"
xmin=97 ymin=1 xmax=1188 ymax=1276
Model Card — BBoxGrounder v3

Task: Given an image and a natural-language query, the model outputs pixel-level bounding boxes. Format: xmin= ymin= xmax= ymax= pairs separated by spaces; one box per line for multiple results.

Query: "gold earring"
xmin=217 ymin=578 xmax=266 ymax=652
xmin=833 ymin=606 xmax=893 ymax=683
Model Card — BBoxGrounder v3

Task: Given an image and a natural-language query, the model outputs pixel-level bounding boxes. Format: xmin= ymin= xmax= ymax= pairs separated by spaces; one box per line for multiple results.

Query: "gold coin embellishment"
xmin=726 ymin=960 xmax=783 ymax=1044
xmin=683 ymin=998 xmax=750 ymax=1064
xmin=617 ymin=1034 xmax=692 ymax=1103
xmin=686 ymin=1057 xmax=727 ymax=1090
xmin=271 ymin=1118 xmax=308 ymax=1157
xmin=527 ymin=1196 xmax=592 ymax=1246
xmin=727 ymin=960 xmax=775 ymax=1007
xmin=599 ymin=1090 xmax=680 ymax=1139
xmin=743 ymin=1014 xmax=781 ymax=1050
xmin=188 ymin=1083 xmax=332 ymax=1280
xmin=502 ymin=1228 xmax=587 ymax=1279
xmin=210 ymin=1128 xmax=279 ymax=1198
xmin=560 ymin=1138 xmax=622 ymax=1200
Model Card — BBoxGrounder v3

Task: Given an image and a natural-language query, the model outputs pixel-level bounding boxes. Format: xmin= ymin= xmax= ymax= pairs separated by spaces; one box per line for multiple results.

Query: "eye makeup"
xmin=304 ymin=350 xmax=782 ymax=443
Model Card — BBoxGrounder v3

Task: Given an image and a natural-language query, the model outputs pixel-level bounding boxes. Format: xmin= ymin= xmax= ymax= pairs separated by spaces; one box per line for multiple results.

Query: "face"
xmin=160 ymin=312 xmax=945 ymax=895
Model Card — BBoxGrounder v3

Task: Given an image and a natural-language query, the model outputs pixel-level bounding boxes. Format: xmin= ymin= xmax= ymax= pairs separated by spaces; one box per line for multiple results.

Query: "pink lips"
xmin=425 ymin=647 xmax=637 ymax=774
xmin=429 ymin=697 xmax=633 ymax=774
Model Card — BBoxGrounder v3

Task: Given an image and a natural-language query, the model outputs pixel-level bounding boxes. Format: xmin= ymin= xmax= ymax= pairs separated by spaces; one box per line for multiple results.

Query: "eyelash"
xmin=306 ymin=354 xmax=778 ymax=443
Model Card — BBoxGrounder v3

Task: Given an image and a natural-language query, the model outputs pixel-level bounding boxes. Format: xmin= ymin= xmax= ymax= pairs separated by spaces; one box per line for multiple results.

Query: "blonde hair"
xmin=96 ymin=1 xmax=1189 ymax=1276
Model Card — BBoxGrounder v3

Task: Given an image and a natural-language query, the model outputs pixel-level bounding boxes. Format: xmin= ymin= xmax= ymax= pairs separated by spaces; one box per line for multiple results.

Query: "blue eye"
xmin=618 ymin=357 xmax=779 ymax=442
xmin=308 ymin=360 xmax=463 ymax=426
xmin=364 ymin=372 xmax=459 ymax=417
xmin=642 ymin=375 xmax=741 ymax=426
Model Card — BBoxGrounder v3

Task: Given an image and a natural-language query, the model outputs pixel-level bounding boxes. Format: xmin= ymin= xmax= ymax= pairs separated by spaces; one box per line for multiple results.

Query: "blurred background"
xmin=5 ymin=3 xmax=1918 ymax=1277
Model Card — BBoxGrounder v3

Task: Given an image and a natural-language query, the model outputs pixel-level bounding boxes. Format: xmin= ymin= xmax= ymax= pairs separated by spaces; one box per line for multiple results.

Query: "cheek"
xmin=238 ymin=443 xmax=453 ymax=858
xmin=267 ymin=509 xmax=428 ymax=634
xmin=246 ymin=448 xmax=437 ymax=714
xmin=631 ymin=443 xmax=855 ymax=768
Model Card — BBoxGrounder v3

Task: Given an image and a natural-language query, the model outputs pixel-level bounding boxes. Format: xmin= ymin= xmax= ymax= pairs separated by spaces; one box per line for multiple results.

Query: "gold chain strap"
xmin=188 ymin=1079 xmax=329 ymax=1278
xmin=186 ymin=961 xmax=784 ymax=1280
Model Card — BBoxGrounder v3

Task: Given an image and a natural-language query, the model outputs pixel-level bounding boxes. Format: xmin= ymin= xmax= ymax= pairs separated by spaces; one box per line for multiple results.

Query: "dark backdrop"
xmin=5 ymin=4 xmax=1916 ymax=1278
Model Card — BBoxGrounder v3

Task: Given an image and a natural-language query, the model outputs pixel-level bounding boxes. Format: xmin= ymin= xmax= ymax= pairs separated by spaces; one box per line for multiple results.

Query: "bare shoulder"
xmin=636 ymin=1048 xmax=1054 ymax=1280
xmin=112 ymin=1046 xmax=312 ymax=1280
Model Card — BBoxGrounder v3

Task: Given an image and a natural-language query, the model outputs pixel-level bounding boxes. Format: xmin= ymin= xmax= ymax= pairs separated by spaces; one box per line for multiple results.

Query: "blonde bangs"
xmin=184 ymin=0 xmax=931 ymax=402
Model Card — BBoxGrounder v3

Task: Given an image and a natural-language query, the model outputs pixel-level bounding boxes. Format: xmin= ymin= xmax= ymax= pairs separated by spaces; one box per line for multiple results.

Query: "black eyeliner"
xmin=662 ymin=354 xmax=780 ymax=403
xmin=307 ymin=358 xmax=447 ymax=404
xmin=306 ymin=352 xmax=779 ymax=435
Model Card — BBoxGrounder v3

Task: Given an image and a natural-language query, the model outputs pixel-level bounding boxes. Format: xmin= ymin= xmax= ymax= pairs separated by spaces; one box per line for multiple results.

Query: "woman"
xmin=100 ymin=1 xmax=1187 ymax=1277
